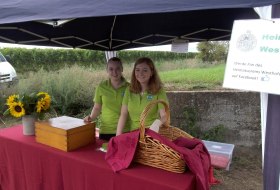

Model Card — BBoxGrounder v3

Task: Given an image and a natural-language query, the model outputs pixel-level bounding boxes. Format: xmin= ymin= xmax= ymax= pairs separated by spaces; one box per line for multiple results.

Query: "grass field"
xmin=160 ymin=64 xmax=225 ymax=90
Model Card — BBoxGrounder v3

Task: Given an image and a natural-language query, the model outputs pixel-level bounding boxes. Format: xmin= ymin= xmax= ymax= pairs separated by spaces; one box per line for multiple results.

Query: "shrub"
xmin=1 ymin=65 xmax=100 ymax=120
xmin=196 ymin=41 xmax=229 ymax=63
xmin=180 ymin=106 xmax=227 ymax=142
xmin=203 ymin=124 xmax=226 ymax=142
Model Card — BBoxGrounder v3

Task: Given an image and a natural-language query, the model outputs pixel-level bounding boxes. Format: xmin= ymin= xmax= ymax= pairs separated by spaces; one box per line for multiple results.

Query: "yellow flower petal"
xmin=6 ymin=94 xmax=19 ymax=106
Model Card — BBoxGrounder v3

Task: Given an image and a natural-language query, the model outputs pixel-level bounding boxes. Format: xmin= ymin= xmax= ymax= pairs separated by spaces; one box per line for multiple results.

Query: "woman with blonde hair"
xmin=84 ymin=57 xmax=130 ymax=141
xmin=116 ymin=57 xmax=168 ymax=135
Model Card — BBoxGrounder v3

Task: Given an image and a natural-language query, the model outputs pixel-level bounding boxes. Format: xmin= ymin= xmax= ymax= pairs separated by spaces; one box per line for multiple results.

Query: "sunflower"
xmin=37 ymin=92 xmax=51 ymax=111
xmin=42 ymin=96 xmax=51 ymax=110
xmin=36 ymin=99 xmax=47 ymax=113
xmin=6 ymin=94 xmax=19 ymax=106
xmin=37 ymin=92 xmax=49 ymax=98
xmin=9 ymin=102 xmax=25 ymax=118
xmin=4 ymin=92 xmax=52 ymax=118
xmin=36 ymin=100 xmax=43 ymax=113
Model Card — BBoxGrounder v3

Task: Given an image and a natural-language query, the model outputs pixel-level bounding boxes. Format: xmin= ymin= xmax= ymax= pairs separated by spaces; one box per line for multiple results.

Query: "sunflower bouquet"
xmin=4 ymin=92 xmax=51 ymax=119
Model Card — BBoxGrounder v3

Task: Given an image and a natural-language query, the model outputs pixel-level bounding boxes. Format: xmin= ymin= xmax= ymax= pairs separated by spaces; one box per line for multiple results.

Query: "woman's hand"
xmin=84 ymin=115 xmax=92 ymax=123
xmin=84 ymin=103 xmax=102 ymax=123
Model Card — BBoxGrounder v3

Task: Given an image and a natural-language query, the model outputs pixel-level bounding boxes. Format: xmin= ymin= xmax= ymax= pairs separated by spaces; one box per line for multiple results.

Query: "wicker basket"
xmin=134 ymin=100 xmax=193 ymax=173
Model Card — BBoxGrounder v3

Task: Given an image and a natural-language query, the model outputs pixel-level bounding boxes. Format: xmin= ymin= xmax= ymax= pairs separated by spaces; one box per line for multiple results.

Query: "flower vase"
xmin=22 ymin=115 xmax=36 ymax=135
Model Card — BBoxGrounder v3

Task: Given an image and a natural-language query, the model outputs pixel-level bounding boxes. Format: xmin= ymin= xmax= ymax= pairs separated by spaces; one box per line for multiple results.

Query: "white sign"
xmin=171 ymin=39 xmax=188 ymax=53
xmin=223 ymin=19 xmax=280 ymax=95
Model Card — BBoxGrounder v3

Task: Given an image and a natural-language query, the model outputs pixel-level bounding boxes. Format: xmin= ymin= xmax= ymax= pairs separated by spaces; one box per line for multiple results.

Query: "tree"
xmin=196 ymin=41 xmax=229 ymax=63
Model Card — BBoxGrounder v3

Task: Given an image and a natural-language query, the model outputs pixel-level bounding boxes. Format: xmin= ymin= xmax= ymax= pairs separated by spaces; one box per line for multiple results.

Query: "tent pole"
xmin=109 ymin=16 xmax=117 ymax=50
xmin=105 ymin=16 xmax=117 ymax=62
xmin=255 ymin=4 xmax=280 ymax=190
xmin=253 ymin=5 xmax=272 ymax=168
xmin=105 ymin=51 xmax=117 ymax=62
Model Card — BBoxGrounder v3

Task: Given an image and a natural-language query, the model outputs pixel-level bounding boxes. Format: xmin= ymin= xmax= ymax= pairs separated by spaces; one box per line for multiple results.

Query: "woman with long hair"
xmin=116 ymin=57 xmax=168 ymax=135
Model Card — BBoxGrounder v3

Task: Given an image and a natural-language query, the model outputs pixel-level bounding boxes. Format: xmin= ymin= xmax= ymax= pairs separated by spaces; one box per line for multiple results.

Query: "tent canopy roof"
xmin=0 ymin=0 xmax=279 ymax=50
xmin=0 ymin=0 xmax=278 ymax=24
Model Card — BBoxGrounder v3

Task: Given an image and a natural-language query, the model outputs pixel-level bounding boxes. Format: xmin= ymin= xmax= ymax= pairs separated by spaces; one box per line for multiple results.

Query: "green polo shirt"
xmin=122 ymin=87 xmax=168 ymax=131
xmin=94 ymin=79 xmax=129 ymax=134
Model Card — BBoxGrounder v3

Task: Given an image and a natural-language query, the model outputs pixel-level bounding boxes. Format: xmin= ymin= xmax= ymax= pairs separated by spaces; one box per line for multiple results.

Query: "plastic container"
xmin=203 ymin=140 xmax=235 ymax=170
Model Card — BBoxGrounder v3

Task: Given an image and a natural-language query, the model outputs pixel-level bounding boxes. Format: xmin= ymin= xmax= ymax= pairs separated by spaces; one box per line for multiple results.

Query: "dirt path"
xmin=211 ymin=146 xmax=262 ymax=190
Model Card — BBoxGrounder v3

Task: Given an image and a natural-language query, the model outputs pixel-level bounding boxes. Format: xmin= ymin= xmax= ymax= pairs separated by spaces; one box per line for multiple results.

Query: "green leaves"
xmin=20 ymin=93 xmax=37 ymax=115
xmin=3 ymin=108 xmax=10 ymax=116
xmin=196 ymin=41 xmax=229 ymax=63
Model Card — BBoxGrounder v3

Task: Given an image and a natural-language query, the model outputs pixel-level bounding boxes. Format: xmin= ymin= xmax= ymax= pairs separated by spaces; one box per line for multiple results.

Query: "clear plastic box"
xmin=202 ymin=140 xmax=235 ymax=170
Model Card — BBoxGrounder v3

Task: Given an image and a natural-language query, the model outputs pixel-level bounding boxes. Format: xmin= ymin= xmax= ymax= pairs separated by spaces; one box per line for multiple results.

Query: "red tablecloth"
xmin=0 ymin=126 xmax=195 ymax=190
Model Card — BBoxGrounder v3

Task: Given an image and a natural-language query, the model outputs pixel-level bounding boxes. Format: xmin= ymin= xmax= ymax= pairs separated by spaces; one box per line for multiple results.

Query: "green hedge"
xmin=0 ymin=47 xmax=197 ymax=73
xmin=0 ymin=48 xmax=106 ymax=72
xmin=118 ymin=50 xmax=196 ymax=64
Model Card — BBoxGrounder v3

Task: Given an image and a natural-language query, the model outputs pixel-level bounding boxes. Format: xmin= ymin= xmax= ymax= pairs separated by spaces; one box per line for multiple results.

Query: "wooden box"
xmin=35 ymin=116 xmax=95 ymax=152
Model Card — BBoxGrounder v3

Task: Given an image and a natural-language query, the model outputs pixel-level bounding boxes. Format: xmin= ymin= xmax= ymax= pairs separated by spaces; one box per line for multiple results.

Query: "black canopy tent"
xmin=0 ymin=9 xmax=260 ymax=50
xmin=1 ymin=1 xmax=280 ymax=189
xmin=0 ymin=0 xmax=279 ymax=50
xmin=1 ymin=0 xmax=278 ymax=23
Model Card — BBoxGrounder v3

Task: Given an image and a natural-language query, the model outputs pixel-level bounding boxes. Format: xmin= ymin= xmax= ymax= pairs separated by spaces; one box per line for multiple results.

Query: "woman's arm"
xmin=159 ymin=108 xmax=167 ymax=125
xmin=84 ymin=103 xmax=102 ymax=122
xmin=116 ymin=105 xmax=128 ymax=135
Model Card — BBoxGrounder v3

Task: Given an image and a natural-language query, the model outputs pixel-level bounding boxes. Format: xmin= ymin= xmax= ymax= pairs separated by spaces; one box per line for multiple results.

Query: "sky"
xmin=0 ymin=42 xmax=198 ymax=52
xmin=129 ymin=43 xmax=198 ymax=52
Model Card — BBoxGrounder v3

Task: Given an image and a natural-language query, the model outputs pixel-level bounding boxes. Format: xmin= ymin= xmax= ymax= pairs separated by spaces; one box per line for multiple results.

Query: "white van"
xmin=0 ymin=52 xmax=18 ymax=85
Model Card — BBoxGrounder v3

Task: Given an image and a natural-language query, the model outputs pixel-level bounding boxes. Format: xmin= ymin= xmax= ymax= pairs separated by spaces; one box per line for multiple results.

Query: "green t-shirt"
xmin=94 ymin=79 xmax=129 ymax=134
xmin=122 ymin=87 xmax=168 ymax=131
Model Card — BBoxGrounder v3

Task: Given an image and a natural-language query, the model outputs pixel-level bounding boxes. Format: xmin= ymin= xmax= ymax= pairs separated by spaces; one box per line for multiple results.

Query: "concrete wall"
xmin=167 ymin=91 xmax=261 ymax=147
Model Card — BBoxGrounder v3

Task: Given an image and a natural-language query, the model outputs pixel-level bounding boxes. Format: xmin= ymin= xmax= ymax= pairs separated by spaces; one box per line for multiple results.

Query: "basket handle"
xmin=139 ymin=100 xmax=170 ymax=142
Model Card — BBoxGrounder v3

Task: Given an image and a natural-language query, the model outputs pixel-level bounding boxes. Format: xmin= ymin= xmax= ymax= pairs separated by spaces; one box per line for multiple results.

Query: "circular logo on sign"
xmin=236 ymin=31 xmax=257 ymax=52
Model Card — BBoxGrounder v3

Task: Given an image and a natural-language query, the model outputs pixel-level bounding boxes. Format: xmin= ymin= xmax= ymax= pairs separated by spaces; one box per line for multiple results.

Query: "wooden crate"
xmin=35 ymin=116 xmax=95 ymax=152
